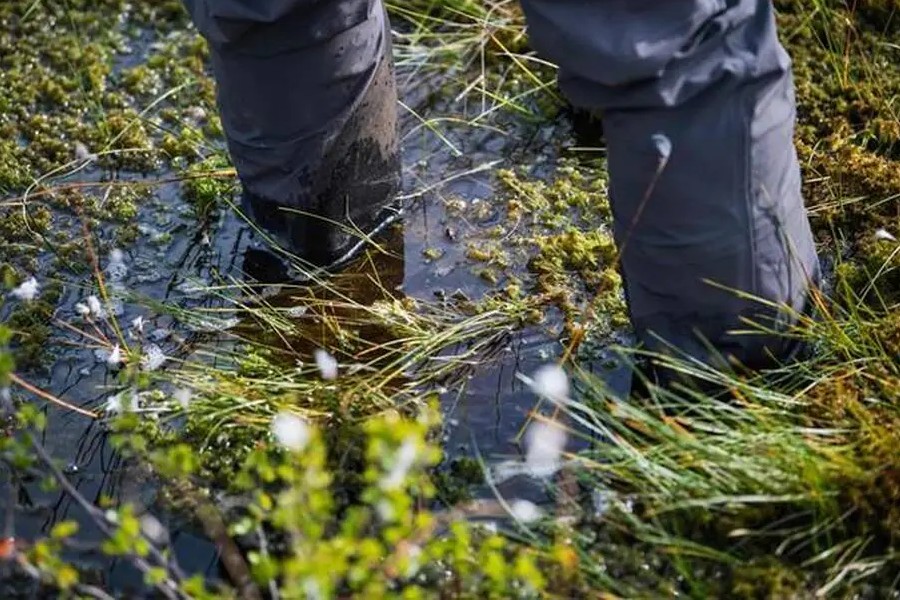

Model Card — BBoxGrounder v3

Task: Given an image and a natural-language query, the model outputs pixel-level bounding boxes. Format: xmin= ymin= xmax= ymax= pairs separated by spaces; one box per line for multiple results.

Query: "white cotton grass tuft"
xmin=524 ymin=420 xmax=567 ymax=478
xmin=314 ymin=348 xmax=338 ymax=380
xmin=86 ymin=295 xmax=105 ymax=319
xmin=651 ymin=132 xmax=673 ymax=160
xmin=509 ymin=499 xmax=543 ymax=523
xmin=10 ymin=277 xmax=39 ymax=302
xmin=140 ymin=344 xmax=166 ymax=372
xmin=139 ymin=514 xmax=167 ymax=544
xmin=875 ymin=228 xmax=897 ymax=242
xmin=131 ymin=315 xmax=145 ymax=333
xmin=380 ymin=437 xmax=419 ymax=491
xmin=490 ymin=418 xmax=569 ymax=483
xmin=530 ymin=364 xmax=570 ymax=405
xmin=271 ymin=412 xmax=310 ymax=451
xmin=173 ymin=388 xmax=193 ymax=409
xmin=106 ymin=344 xmax=123 ymax=368
xmin=104 ymin=392 xmax=124 ymax=414
xmin=75 ymin=302 xmax=91 ymax=317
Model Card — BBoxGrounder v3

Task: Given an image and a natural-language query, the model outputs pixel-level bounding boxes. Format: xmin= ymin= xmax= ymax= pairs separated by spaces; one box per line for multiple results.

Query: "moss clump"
xmin=529 ymin=227 xmax=625 ymax=328
xmin=433 ymin=457 xmax=485 ymax=506
xmin=454 ymin=164 xmax=626 ymax=335
xmin=104 ymin=185 xmax=150 ymax=223
xmin=6 ymin=279 xmax=63 ymax=369
xmin=847 ymin=235 xmax=900 ymax=305
xmin=775 ymin=0 xmax=900 ymax=313
xmin=120 ymin=65 xmax=163 ymax=97
xmin=0 ymin=0 xmax=222 ymax=272
xmin=728 ymin=558 xmax=808 ymax=600
xmin=160 ymin=128 xmax=205 ymax=162
xmin=182 ymin=153 xmax=235 ymax=220
xmin=501 ymin=165 xmax=610 ymax=228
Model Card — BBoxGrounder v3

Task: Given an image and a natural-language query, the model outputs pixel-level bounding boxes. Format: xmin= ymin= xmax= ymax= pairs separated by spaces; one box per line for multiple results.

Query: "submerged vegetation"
xmin=0 ymin=0 xmax=898 ymax=598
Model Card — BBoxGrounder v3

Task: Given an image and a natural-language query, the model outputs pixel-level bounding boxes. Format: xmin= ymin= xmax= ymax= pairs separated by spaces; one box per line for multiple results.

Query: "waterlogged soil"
xmin=0 ymin=2 xmax=629 ymax=592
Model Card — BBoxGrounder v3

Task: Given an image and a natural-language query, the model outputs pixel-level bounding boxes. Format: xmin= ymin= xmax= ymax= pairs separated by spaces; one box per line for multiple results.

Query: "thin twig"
xmin=28 ymin=438 xmax=187 ymax=600
xmin=10 ymin=374 xmax=98 ymax=419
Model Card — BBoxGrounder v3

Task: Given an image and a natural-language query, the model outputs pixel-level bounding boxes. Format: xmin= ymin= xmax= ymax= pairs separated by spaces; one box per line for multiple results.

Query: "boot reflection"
xmin=236 ymin=224 xmax=406 ymax=367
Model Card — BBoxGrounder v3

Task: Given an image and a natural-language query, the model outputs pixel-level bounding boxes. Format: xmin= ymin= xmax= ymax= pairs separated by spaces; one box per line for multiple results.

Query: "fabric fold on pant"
xmin=521 ymin=0 xmax=819 ymax=370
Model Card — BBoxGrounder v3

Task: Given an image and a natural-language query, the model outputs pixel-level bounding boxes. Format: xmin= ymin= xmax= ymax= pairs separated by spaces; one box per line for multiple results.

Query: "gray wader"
xmin=183 ymin=0 xmax=819 ymax=372
xmin=182 ymin=0 xmax=401 ymax=268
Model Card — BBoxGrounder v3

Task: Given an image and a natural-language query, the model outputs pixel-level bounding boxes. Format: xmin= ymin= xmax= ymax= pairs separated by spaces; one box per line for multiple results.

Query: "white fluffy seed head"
xmin=106 ymin=344 xmax=123 ymax=367
xmin=10 ymin=277 xmax=39 ymax=302
xmin=380 ymin=437 xmax=419 ymax=491
xmin=271 ymin=412 xmax=310 ymax=451
xmin=314 ymin=348 xmax=338 ymax=380
xmin=75 ymin=302 xmax=91 ymax=317
xmin=104 ymin=393 xmax=123 ymax=414
xmin=173 ymin=388 xmax=193 ymax=409
xmin=875 ymin=228 xmax=897 ymax=242
xmin=140 ymin=344 xmax=166 ymax=372
xmin=140 ymin=514 xmax=167 ymax=544
xmin=530 ymin=364 xmax=570 ymax=405
xmin=510 ymin=499 xmax=543 ymax=523
xmin=651 ymin=132 xmax=673 ymax=160
xmin=525 ymin=421 xmax=567 ymax=475
xmin=86 ymin=295 xmax=104 ymax=318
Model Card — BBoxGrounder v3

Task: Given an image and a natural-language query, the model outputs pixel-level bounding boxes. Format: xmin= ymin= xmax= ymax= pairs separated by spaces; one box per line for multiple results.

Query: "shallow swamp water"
xmin=0 ymin=5 xmax=630 ymax=592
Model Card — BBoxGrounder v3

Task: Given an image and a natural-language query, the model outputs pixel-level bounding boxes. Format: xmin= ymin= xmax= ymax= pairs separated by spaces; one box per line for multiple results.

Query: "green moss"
xmin=182 ymin=153 xmax=235 ymax=219
xmin=433 ymin=457 xmax=485 ymax=506
xmin=775 ymin=1 xmax=900 ymax=299
xmin=104 ymin=185 xmax=148 ymax=222
xmin=6 ymin=279 xmax=63 ymax=369
xmin=422 ymin=247 xmax=444 ymax=261
xmin=120 ymin=65 xmax=162 ymax=97
xmin=465 ymin=245 xmax=493 ymax=262
xmin=446 ymin=162 xmax=626 ymax=338
xmin=728 ymin=558 xmax=807 ymax=600
xmin=160 ymin=127 xmax=204 ymax=161
xmin=476 ymin=267 xmax=499 ymax=285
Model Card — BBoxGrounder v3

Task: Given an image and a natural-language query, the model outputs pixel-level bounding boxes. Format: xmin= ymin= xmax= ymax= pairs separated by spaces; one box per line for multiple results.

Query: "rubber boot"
xmin=183 ymin=0 xmax=401 ymax=273
xmin=240 ymin=41 xmax=401 ymax=270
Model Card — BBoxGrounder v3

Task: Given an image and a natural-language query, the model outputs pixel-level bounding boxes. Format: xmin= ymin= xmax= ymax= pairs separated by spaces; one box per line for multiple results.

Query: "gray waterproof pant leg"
xmin=521 ymin=0 xmax=819 ymax=370
xmin=185 ymin=0 xmax=818 ymax=369
xmin=182 ymin=0 xmax=400 ymax=267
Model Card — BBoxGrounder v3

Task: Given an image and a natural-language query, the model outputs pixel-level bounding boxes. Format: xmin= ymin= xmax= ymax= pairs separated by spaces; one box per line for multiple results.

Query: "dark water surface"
xmin=0 ymin=30 xmax=628 ymax=595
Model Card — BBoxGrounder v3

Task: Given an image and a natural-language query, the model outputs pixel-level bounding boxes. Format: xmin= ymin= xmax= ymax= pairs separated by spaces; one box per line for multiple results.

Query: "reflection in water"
xmin=235 ymin=224 xmax=407 ymax=366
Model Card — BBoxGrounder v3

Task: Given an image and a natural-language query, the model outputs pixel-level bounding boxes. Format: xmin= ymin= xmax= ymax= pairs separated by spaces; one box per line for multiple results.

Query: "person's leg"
xmin=520 ymin=0 xmax=819 ymax=373
xmin=182 ymin=0 xmax=400 ymax=269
